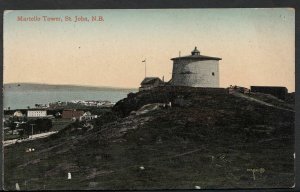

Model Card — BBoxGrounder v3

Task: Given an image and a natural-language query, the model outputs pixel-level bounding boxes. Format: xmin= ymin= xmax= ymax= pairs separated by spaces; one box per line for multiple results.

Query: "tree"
xmin=26 ymin=119 xmax=52 ymax=134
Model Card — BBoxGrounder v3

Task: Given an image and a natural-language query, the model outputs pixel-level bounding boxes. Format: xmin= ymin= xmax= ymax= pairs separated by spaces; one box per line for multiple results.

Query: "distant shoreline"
xmin=3 ymin=83 xmax=137 ymax=110
xmin=4 ymin=83 xmax=138 ymax=92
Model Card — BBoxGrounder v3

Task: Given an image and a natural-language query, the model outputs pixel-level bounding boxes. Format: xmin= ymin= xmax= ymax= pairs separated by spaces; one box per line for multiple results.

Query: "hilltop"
xmin=4 ymin=86 xmax=294 ymax=190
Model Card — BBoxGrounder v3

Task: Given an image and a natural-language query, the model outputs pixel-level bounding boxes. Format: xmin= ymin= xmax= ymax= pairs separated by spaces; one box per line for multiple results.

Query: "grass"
xmin=4 ymin=118 xmax=294 ymax=190
xmin=3 ymin=88 xmax=295 ymax=190
xmin=4 ymin=133 xmax=20 ymax=141
xmin=51 ymin=118 xmax=72 ymax=132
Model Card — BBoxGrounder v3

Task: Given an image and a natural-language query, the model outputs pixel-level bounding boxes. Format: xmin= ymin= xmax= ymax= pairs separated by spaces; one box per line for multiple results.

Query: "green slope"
xmin=4 ymin=87 xmax=294 ymax=190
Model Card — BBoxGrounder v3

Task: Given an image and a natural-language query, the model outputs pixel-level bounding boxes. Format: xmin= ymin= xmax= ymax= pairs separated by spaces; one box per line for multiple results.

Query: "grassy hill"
xmin=4 ymin=86 xmax=294 ymax=190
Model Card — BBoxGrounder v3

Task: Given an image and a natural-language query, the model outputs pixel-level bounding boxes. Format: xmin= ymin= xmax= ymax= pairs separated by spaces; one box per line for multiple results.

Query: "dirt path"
xmin=3 ymin=131 xmax=58 ymax=147
xmin=232 ymin=92 xmax=295 ymax=112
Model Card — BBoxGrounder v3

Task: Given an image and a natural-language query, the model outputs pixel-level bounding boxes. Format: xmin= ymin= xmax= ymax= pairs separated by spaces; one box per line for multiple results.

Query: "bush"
xmin=23 ymin=119 xmax=53 ymax=134
xmin=93 ymin=112 xmax=118 ymax=127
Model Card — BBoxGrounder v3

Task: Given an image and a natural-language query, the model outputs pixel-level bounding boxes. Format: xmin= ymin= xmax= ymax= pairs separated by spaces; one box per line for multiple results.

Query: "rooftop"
xmin=141 ymin=77 xmax=163 ymax=85
xmin=171 ymin=46 xmax=222 ymax=61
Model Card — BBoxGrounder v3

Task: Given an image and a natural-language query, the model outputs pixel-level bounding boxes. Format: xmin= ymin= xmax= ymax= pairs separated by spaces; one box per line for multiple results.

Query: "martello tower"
xmin=170 ymin=47 xmax=222 ymax=87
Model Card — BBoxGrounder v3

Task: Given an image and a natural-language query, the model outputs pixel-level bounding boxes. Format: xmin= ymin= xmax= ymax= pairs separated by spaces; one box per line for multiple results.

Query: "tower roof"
xmin=171 ymin=46 xmax=221 ymax=61
xmin=191 ymin=46 xmax=200 ymax=55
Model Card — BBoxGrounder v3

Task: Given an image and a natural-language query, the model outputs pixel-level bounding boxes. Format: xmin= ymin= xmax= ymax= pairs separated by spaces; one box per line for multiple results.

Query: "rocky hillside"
xmin=4 ymin=86 xmax=295 ymax=190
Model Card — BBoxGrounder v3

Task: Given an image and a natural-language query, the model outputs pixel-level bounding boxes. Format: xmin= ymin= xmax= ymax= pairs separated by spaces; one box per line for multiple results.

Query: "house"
xmin=62 ymin=109 xmax=84 ymax=120
xmin=84 ymin=100 xmax=98 ymax=106
xmin=97 ymin=101 xmax=114 ymax=107
xmin=170 ymin=47 xmax=222 ymax=87
xmin=34 ymin=103 xmax=48 ymax=108
xmin=13 ymin=111 xmax=24 ymax=117
xmin=79 ymin=111 xmax=98 ymax=121
xmin=83 ymin=111 xmax=92 ymax=116
xmin=55 ymin=112 xmax=62 ymax=118
xmin=250 ymin=86 xmax=288 ymax=100
xmin=139 ymin=77 xmax=164 ymax=91
xmin=27 ymin=110 xmax=47 ymax=118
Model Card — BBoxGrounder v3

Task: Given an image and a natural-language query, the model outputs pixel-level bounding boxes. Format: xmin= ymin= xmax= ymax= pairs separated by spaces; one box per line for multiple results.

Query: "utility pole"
xmin=30 ymin=124 xmax=35 ymax=139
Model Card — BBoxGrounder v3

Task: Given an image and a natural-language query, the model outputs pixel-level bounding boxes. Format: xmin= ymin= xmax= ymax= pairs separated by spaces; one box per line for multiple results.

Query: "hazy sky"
xmin=4 ymin=9 xmax=295 ymax=91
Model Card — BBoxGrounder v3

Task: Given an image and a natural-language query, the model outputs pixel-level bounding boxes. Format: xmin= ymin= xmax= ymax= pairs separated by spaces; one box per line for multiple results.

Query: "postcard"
xmin=3 ymin=8 xmax=295 ymax=190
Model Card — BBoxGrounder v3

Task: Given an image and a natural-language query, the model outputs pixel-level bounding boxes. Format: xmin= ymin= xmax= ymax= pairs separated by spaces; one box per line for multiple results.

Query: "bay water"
xmin=4 ymin=89 xmax=136 ymax=110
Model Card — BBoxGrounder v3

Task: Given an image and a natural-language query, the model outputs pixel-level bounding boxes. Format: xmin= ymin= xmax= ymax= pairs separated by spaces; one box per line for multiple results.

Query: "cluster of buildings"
xmin=9 ymin=110 xmax=53 ymax=122
xmin=10 ymin=109 xmax=97 ymax=121
xmin=62 ymin=109 xmax=98 ymax=121
xmin=68 ymin=100 xmax=114 ymax=107
xmin=48 ymin=100 xmax=114 ymax=108
xmin=4 ymin=109 xmax=98 ymax=137
xmin=4 ymin=99 xmax=110 ymax=137
xmin=139 ymin=47 xmax=290 ymax=100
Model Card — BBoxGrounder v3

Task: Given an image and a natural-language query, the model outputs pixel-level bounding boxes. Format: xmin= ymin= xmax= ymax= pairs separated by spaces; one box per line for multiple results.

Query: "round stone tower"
xmin=170 ymin=47 xmax=221 ymax=87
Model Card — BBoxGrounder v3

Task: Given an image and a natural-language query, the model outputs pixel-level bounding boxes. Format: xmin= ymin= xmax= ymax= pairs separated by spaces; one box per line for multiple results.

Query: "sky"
xmin=4 ymin=9 xmax=295 ymax=91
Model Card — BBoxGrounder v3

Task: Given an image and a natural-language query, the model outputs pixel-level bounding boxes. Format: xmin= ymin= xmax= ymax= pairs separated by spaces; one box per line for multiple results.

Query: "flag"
xmin=142 ymin=59 xmax=146 ymax=62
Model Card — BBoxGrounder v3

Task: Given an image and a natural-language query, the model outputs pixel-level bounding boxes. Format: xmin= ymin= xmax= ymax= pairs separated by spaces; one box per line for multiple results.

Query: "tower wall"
xmin=171 ymin=59 xmax=219 ymax=87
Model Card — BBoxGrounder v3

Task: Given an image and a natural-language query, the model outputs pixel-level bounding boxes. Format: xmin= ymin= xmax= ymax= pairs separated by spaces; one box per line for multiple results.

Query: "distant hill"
xmin=3 ymin=83 xmax=137 ymax=92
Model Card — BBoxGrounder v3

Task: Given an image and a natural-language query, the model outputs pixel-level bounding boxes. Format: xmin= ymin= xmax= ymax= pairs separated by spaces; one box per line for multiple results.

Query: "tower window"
xmin=212 ymin=72 xmax=215 ymax=76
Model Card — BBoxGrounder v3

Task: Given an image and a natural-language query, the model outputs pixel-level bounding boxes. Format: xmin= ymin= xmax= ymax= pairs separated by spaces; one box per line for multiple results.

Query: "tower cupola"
xmin=191 ymin=46 xmax=200 ymax=55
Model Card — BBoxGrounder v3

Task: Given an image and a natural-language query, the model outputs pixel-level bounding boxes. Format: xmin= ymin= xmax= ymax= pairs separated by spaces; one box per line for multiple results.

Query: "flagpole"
xmin=142 ymin=59 xmax=146 ymax=78
xmin=145 ymin=59 xmax=146 ymax=78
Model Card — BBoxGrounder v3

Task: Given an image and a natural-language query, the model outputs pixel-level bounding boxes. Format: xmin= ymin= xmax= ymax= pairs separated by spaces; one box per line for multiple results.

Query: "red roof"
xmin=62 ymin=110 xmax=84 ymax=119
